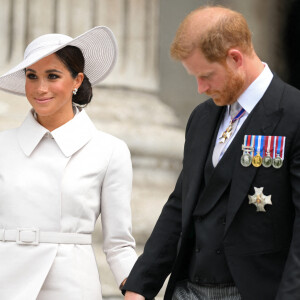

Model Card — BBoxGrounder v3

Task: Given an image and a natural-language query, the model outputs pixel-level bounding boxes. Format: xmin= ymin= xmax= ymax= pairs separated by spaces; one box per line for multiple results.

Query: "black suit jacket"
xmin=124 ymin=75 xmax=300 ymax=300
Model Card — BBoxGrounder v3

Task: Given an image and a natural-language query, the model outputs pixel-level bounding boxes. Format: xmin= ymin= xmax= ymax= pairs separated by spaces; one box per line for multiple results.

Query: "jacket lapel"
xmin=182 ymin=101 xmax=224 ymax=229
xmin=225 ymin=75 xmax=284 ymax=233
xmin=194 ymin=117 xmax=247 ymax=216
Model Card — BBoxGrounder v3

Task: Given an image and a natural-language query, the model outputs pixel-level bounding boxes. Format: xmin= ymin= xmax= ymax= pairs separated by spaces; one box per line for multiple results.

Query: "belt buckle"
xmin=16 ymin=227 xmax=40 ymax=245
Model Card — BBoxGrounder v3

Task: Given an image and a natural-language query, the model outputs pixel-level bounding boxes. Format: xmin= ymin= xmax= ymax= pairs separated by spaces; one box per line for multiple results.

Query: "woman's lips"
xmin=35 ymin=97 xmax=53 ymax=103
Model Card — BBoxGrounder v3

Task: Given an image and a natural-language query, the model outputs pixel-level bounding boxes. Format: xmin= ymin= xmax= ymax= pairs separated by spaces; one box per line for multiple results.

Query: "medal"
xmin=219 ymin=107 xmax=245 ymax=144
xmin=252 ymin=135 xmax=263 ymax=167
xmin=272 ymin=136 xmax=285 ymax=169
xmin=272 ymin=155 xmax=283 ymax=169
xmin=248 ymin=187 xmax=272 ymax=212
xmin=241 ymin=152 xmax=252 ymax=167
xmin=241 ymin=135 xmax=254 ymax=167
xmin=262 ymin=136 xmax=274 ymax=168
xmin=219 ymin=124 xmax=233 ymax=143
xmin=252 ymin=154 xmax=262 ymax=167
xmin=262 ymin=153 xmax=272 ymax=168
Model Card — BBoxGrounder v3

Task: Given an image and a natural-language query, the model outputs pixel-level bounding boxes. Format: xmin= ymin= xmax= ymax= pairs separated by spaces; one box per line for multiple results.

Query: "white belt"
xmin=0 ymin=228 xmax=92 ymax=245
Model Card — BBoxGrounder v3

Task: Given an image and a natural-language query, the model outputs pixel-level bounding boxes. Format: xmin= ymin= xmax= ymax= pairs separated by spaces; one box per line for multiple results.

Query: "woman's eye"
xmin=26 ymin=73 xmax=37 ymax=79
xmin=48 ymin=74 xmax=59 ymax=79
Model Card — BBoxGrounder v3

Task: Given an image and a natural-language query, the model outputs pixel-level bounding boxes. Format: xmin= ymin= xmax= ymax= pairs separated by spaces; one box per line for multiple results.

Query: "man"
xmin=124 ymin=5 xmax=300 ymax=300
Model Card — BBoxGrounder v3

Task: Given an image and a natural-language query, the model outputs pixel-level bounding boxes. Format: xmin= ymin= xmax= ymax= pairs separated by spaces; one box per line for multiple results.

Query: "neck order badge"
xmin=219 ymin=105 xmax=246 ymax=144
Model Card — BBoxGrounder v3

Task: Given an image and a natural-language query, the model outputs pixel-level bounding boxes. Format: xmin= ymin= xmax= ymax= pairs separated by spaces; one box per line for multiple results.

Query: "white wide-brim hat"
xmin=0 ymin=26 xmax=117 ymax=96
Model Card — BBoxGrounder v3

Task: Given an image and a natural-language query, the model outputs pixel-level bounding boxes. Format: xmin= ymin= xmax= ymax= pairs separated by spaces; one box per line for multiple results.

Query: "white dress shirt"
xmin=215 ymin=63 xmax=274 ymax=161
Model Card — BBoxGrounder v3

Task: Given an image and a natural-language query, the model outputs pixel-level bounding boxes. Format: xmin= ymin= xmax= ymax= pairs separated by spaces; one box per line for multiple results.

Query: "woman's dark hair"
xmin=55 ymin=46 xmax=93 ymax=106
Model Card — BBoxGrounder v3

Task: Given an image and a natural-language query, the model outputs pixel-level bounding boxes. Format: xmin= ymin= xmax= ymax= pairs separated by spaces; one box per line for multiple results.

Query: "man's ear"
xmin=226 ymin=49 xmax=243 ymax=69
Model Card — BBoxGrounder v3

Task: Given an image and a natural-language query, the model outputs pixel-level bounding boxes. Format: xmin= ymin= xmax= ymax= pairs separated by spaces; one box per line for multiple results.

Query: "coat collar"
xmin=17 ymin=109 xmax=96 ymax=157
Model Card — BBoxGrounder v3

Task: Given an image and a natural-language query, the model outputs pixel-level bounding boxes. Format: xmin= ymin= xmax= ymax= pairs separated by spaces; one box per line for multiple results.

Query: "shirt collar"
xmin=17 ymin=109 xmax=96 ymax=157
xmin=227 ymin=63 xmax=273 ymax=114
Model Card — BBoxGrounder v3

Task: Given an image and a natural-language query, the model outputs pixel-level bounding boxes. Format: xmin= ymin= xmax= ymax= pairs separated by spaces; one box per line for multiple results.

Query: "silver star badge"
xmin=248 ymin=187 xmax=272 ymax=212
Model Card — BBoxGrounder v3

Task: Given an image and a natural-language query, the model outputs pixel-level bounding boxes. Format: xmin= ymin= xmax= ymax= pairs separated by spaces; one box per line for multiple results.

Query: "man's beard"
xmin=208 ymin=67 xmax=245 ymax=106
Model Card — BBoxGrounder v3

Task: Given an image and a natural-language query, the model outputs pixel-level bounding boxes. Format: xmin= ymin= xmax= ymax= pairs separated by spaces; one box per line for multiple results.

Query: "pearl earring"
xmin=73 ymin=88 xmax=78 ymax=95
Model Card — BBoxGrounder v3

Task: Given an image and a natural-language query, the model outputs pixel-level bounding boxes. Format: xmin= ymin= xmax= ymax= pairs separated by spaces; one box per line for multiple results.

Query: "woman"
xmin=0 ymin=26 xmax=137 ymax=299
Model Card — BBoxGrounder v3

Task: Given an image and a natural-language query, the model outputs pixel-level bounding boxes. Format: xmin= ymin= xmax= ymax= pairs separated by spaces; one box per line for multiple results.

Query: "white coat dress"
xmin=0 ymin=108 xmax=137 ymax=300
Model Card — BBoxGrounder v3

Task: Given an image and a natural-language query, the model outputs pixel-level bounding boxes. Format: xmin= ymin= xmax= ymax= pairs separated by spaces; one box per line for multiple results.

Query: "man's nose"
xmin=196 ymin=78 xmax=209 ymax=94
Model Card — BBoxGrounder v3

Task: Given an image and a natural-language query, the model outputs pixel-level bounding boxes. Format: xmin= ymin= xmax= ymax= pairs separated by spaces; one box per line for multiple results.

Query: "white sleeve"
xmin=100 ymin=139 xmax=137 ymax=286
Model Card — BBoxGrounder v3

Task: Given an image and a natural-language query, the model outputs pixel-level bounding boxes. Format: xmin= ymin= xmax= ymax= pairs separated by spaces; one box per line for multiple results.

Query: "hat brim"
xmin=0 ymin=26 xmax=117 ymax=96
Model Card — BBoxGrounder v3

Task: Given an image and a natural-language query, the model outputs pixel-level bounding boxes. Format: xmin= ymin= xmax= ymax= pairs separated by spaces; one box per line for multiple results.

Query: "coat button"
xmin=222 ymin=217 xmax=226 ymax=225
xmin=195 ymin=247 xmax=200 ymax=253
xmin=195 ymin=276 xmax=200 ymax=283
xmin=216 ymin=249 xmax=221 ymax=254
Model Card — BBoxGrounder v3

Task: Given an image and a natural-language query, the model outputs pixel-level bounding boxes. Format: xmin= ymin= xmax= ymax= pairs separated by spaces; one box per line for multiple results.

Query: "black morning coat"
xmin=123 ymin=74 xmax=300 ymax=300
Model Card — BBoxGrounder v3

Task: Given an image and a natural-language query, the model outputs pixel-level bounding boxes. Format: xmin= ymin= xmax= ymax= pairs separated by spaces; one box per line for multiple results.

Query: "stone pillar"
xmin=93 ymin=0 xmax=159 ymax=90
xmin=0 ymin=0 xmax=160 ymax=92
xmin=158 ymin=0 xmax=209 ymax=126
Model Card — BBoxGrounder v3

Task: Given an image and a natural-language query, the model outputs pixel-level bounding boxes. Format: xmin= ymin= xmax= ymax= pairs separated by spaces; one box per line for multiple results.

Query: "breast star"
xmin=248 ymin=187 xmax=272 ymax=212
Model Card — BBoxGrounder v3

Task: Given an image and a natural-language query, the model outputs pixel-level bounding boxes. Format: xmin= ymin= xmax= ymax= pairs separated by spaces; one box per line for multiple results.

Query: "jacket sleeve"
xmin=101 ymin=139 xmax=137 ymax=287
xmin=276 ymin=124 xmax=300 ymax=299
xmin=123 ymin=106 xmax=200 ymax=299
xmin=123 ymin=171 xmax=183 ymax=299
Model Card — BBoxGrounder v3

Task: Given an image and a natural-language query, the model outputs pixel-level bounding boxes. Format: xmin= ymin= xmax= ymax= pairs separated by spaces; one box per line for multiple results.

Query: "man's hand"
xmin=124 ymin=291 xmax=145 ymax=300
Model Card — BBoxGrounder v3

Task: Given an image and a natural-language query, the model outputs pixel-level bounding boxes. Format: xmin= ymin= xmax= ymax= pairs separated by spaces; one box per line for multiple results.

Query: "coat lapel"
xmin=182 ymin=101 xmax=224 ymax=229
xmin=225 ymin=75 xmax=284 ymax=233
xmin=193 ymin=116 xmax=247 ymax=216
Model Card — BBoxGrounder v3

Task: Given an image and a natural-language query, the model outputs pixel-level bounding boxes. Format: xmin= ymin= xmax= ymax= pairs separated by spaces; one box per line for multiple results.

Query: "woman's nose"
xmin=37 ymin=79 xmax=48 ymax=93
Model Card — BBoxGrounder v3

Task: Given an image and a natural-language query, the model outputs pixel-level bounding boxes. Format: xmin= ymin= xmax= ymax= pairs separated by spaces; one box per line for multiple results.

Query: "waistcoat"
xmin=188 ymin=115 xmax=234 ymax=285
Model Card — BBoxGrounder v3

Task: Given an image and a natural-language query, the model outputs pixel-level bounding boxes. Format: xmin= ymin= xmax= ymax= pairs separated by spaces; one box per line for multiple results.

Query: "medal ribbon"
xmin=264 ymin=136 xmax=274 ymax=157
xmin=231 ymin=108 xmax=246 ymax=123
xmin=250 ymin=135 xmax=255 ymax=156
xmin=281 ymin=136 xmax=286 ymax=159
xmin=244 ymin=135 xmax=251 ymax=148
xmin=244 ymin=135 xmax=254 ymax=155
xmin=273 ymin=136 xmax=277 ymax=158
xmin=259 ymin=135 xmax=265 ymax=157
xmin=254 ymin=135 xmax=261 ymax=156
xmin=274 ymin=136 xmax=286 ymax=159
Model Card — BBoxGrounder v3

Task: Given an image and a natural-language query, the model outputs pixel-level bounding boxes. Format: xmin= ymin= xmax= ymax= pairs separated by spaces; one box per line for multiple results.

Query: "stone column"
xmin=0 ymin=0 xmax=160 ymax=92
